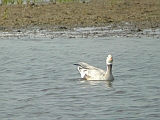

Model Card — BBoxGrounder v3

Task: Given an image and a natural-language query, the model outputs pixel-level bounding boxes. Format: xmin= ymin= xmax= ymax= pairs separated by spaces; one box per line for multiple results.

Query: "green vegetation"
xmin=17 ymin=0 xmax=23 ymax=4
xmin=3 ymin=7 xmax=9 ymax=19
xmin=0 ymin=0 xmax=83 ymax=5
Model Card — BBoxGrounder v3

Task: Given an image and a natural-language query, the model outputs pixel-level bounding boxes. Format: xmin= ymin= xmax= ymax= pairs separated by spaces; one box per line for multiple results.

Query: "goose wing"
xmin=74 ymin=62 xmax=105 ymax=79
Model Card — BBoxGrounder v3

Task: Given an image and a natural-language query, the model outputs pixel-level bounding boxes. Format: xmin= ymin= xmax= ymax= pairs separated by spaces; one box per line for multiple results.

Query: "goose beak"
xmin=110 ymin=57 xmax=113 ymax=61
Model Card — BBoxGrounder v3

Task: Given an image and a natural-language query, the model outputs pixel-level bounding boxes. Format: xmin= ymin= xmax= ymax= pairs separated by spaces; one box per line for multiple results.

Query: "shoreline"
xmin=0 ymin=26 xmax=159 ymax=39
xmin=0 ymin=0 xmax=160 ymax=32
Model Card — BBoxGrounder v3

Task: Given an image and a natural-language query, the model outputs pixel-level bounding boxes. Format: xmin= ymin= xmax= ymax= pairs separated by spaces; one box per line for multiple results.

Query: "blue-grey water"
xmin=0 ymin=36 xmax=160 ymax=119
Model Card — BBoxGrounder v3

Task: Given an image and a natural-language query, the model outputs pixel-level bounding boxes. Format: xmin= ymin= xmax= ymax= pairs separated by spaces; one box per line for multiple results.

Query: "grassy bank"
xmin=0 ymin=0 xmax=160 ymax=31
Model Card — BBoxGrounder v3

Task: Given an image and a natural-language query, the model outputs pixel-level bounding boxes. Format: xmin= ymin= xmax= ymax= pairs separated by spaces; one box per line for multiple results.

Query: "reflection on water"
xmin=0 ymin=37 xmax=160 ymax=119
xmin=80 ymin=79 xmax=113 ymax=88
xmin=106 ymin=81 xmax=113 ymax=88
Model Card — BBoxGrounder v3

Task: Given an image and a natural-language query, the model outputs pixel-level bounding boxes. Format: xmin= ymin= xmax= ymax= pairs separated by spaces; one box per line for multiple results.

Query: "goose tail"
xmin=73 ymin=63 xmax=80 ymax=66
xmin=74 ymin=64 xmax=87 ymax=78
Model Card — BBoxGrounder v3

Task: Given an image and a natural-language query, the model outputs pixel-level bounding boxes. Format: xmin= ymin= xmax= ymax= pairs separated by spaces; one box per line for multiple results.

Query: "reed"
xmin=1 ymin=0 xmax=8 ymax=5
xmin=0 ymin=0 xmax=83 ymax=5
xmin=9 ymin=0 xmax=14 ymax=4
xmin=3 ymin=7 xmax=9 ymax=19
xmin=1 ymin=0 xmax=17 ymax=5
xmin=17 ymin=0 xmax=23 ymax=4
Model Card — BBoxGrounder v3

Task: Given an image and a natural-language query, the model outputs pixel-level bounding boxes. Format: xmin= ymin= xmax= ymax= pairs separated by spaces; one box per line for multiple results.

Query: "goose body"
xmin=74 ymin=54 xmax=114 ymax=80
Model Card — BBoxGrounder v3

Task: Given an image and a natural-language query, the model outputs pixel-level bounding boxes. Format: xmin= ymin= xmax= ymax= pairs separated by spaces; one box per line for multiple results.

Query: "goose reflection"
xmin=80 ymin=78 xmax=113 ymax=88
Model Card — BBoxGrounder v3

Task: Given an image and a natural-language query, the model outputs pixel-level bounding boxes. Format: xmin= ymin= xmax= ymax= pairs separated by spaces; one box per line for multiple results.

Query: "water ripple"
xmin=0 ymin=37 xmax=159 ymax=119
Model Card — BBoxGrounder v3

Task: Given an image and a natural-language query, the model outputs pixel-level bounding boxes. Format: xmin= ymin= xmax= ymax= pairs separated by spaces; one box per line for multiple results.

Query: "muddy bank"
xmin=0 ymin=26 xmax=159 ymax=39
xmin=0 ymin=0 xmax=160 ymax=32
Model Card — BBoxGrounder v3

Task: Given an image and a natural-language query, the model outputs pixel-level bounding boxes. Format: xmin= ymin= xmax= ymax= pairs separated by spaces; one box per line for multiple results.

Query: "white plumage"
xmin=74 ymin=54 xmax=114 ymax=80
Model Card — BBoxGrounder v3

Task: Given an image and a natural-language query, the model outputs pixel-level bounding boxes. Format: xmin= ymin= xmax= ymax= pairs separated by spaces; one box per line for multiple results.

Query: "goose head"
xmin=106 ymin=54 xmax=113 ymax=65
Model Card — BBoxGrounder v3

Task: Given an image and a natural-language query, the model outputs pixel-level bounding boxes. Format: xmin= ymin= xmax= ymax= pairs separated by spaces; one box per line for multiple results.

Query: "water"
xmin=0 ymin=36 xmax=160 ymax=119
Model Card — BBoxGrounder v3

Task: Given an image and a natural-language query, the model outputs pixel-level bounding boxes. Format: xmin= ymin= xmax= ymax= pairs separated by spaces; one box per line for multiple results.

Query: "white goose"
xmin=74 ymin=54 xmax=114 ymax=80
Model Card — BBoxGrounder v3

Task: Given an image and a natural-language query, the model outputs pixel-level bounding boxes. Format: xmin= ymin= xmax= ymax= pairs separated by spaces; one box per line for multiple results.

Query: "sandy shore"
xmin=0 ymin=0 xmax=160 ymax=31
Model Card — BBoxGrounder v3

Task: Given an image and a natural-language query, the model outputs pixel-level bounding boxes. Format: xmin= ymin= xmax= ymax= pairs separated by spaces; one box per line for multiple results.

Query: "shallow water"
xmin=0 ymin=36 xmax=160 ymax=119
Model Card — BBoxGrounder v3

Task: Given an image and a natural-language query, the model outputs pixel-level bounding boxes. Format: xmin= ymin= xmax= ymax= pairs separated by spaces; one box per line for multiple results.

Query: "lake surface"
xmin=0 ymin=35 xmax=160 ymax=119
